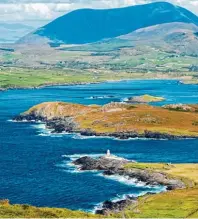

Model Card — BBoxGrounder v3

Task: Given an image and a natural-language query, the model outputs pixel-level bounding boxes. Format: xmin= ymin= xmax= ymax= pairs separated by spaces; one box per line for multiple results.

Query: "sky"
xmin=0 ymin=0 xmax=198 ymax=26
xmin=0 ymin=0 xmax=198 ymax=43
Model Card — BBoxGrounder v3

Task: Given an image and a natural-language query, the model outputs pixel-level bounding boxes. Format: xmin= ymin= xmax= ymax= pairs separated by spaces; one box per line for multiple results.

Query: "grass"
xmin=21 ymin=102 xmax=198 ymax=137
xmin=0 ymin=200 xmax=99 ymax=218
xmin=131 ymin=94 xmax=165 ymax=102
xmin=75 ymin=104 xmax=198 ymax=137
xmin=112 ymin=188 xmax=198 ymax=218
xmin=0 ymin=67 xmax=135 ymax=89
xmin=110 ymin=163 xmax=198 ymax=218
xmin=124 ymin=163 xmax=198 ymax=187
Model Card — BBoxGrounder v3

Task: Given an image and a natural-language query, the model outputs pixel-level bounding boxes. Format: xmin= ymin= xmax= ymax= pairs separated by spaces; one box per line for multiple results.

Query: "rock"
xmin=163 ymin=104 xmax=194 ymax=112
xmin=13 ymin=114 xmax=45 ymax=122
xmin=73 ymin=155 xmax=129 ymax=171
xmin=46 ymin=117 xmax=78 ymax=133
xmin=73 ymin=155 xmax=185 ymax=190
xmin=96 ymin=198 xmax=137 ymax=215
xmin=111 ymin=169 xmax=185 ymax=189
xmin=73 ymin=156 xmax=99 ymax=170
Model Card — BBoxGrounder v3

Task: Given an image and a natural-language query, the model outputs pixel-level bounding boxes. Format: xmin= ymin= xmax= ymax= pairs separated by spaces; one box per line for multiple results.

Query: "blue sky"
xmin=0 ymin=0 xmax=198 ymax=43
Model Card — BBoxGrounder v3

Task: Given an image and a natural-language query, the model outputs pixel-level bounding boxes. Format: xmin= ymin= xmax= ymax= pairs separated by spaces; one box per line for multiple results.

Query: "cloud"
xmin=0 ymin=0 xmax=197 ymax=26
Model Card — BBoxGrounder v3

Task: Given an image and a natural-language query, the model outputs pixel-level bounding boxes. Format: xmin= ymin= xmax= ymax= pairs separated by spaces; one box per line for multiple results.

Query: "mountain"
xmin=117 ymin=22 xmax=198 ymax=56
xmin=0 ymin=23 xmax=34 ymax=44
xmin=19 ymin=2 xmax=198 ymax=45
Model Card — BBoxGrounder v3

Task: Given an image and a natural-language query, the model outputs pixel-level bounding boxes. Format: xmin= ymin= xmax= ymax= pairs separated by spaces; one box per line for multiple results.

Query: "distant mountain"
xmin=118 ymin=22 xmax=198 ymax=56
xmin=19 ymin=2 xmax=198 ymax=45
xmin=0 ymin=23 xmax=34 ymax=44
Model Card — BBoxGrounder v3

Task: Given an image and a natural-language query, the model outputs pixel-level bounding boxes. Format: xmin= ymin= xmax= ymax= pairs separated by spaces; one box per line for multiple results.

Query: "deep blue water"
xmin=0 ymin=80 xmax=198 ymax=211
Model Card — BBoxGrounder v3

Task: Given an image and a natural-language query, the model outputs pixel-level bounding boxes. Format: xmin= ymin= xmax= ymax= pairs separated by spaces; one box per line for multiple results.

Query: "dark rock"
xmin=73 ymin=155 xmax=129 ymax=171
xmin=73 ymin=155 xmax=185 ymax=190
xmin=46 ymin=117 xmax=77 ymax=133
xmin=96 ymin=198 xmax=137 ymax=215
xmin=13 ymin=114 xmax=45 ymax=122
xmin=73 ymin=156 xmax=98 ymax=170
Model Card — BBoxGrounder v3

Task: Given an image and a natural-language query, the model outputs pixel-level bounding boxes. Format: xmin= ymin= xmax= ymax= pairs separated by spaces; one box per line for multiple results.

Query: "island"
xmin=14 ymin=101 xmax=198 ymax=139
xmin=125 ymin=94 xmax=165 ymax=103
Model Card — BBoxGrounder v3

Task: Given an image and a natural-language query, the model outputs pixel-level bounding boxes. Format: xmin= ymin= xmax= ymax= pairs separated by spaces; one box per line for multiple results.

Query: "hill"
xmin=14 ymin=102 xmax=198 ymax=139
xmin=19 ymin=2 xmax=198 ymax=45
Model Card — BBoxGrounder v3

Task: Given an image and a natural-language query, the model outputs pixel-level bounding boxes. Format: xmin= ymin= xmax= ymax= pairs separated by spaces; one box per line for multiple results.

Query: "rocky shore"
xmin=13 ymin=114 xmax=193 ymax=140
xmin=72 ymin=153 xmax=185 ymax=215
xmin=13 ymin=101 xmax=198 ymax=140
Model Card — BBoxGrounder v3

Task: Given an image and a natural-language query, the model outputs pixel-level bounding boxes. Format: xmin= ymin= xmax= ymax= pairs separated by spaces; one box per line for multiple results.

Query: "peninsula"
xmin=14 ymin=101 xmax=198 ymax=139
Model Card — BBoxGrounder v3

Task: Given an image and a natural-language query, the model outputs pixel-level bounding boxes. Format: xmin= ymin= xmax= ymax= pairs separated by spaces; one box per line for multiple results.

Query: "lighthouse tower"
xmin=107 ymin=149 xmax=111 ymax=157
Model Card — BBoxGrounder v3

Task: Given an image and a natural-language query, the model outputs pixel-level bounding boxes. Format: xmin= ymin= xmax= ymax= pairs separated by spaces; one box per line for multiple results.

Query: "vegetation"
xmin=76 ymin=103 xmax=198 ymax=136
xmin=112 ymin=188 xmax=198 ymax=218
xmin=128 ymin=94 xmax=165 ymax=103
xmin=1 ymin=163 xmax=198 ymax=218
xmin=22 ymin=102 xmax=198 ymax=137
xmin=0 ymin=200 xmax=98 ymax=218
xmin=0 ymin=67 xmax=135 ymax=89
xmin=110 ymin=163 xmax=198 ymax=218
xmin=124 ymin=163 xmax=198 ymax=186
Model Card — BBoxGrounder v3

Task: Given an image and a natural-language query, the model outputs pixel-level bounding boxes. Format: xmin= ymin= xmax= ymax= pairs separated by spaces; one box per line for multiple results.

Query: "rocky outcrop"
xmin=73 ymin=154 xmax=186 ymax=215
xmin=96 ymin=197 xmax=137 ymax=215
xmin=79 ymin=130 xmax=189 ymax=140
xmin=163 ymin=104 xmax=198 ymax=112
xmin=104 ymin=169 xmax=185 ymax=190
xmin=73 ymin=155 xmax=130 ymax=171
xmin=13 ymin=114 xmax=45 ymax=122
xmin=74 ymin=155 xmax=185 ymax=190
xmin=46 ymin=117 xmax=78 ymax=133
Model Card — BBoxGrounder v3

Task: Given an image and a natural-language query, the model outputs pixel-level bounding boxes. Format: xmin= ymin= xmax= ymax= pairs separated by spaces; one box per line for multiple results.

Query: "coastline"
xmin=70 ymin=154 xmax=193 ymax=215
xmin=1 ymin=77 xmax=197 ymax=92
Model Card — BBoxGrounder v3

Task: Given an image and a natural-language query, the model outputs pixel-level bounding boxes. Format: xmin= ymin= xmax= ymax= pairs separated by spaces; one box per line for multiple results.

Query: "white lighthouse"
xmin=107 ymin=149 xmax=111 ymax=157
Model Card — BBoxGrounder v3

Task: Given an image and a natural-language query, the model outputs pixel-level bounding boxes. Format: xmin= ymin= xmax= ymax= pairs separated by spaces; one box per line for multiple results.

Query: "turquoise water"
xmin=0 ymin=80 xmax=197 ymax=211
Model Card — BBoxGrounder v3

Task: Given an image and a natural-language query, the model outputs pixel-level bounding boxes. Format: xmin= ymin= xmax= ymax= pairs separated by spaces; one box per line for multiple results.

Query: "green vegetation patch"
xmin=0 ymin=200 xmax=98 ymax=218
xmin=112 ymin=188 xmax=198 ymax=218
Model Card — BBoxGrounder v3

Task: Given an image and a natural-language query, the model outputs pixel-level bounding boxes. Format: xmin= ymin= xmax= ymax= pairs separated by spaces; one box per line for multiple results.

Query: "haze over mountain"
xmin=19 ymin=2 xmax=198 ymax=45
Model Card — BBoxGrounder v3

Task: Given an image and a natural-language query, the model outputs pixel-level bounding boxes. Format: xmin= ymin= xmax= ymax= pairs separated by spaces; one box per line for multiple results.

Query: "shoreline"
xmin=1 ymin=77 xmax=197 ymax=92
xmin=12 ymin=118 xmax=198 ymax=140
xmin=71 ymin=155 xmax=187 ymax=215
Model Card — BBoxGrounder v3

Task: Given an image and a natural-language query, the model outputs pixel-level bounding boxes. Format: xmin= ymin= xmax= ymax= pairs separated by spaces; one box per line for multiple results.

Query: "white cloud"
xmin=0 ymin=0 xmax=197 ymax=26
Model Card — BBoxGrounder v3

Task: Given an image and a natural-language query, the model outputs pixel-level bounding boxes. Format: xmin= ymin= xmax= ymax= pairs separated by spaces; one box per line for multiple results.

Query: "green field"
xmin=0 ymin=67 xmax=138 ymax=89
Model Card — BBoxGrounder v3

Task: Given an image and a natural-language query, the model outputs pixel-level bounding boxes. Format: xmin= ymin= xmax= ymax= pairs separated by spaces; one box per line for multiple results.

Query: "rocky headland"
xmin=13 ymin=101 xmax=198 ymax=139
xmin=72 ymin=152 xmax=186 ymax=215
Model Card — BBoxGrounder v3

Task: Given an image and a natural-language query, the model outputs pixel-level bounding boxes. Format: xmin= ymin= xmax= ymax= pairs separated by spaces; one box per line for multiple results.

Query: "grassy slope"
xmin=0 ymin=67 xmax=144 ymax=89
xmin=0 ymin=200 xmax=98 ymax=218
xmin=113 ymin=188 xmax=198 ymax=218
xmin=22 ymin=102 xmax=198 ymax=137
xmin=111 ymin=163 xmax=198 ymax=218
xmin=76 ymin=104 xmax=198 ymax=136
xmin=0 ymin=40 xmax=198 ymax=89
xmin=124 ymin=163 xmax=198 ymax=186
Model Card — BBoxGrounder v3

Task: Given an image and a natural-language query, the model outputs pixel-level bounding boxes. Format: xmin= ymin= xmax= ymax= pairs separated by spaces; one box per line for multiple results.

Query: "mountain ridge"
xmin=19 ymin=1 xmax=198 ymax=45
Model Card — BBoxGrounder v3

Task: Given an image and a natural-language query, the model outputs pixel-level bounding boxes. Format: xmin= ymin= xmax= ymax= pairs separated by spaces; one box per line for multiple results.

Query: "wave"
xmin=85 ymin=95 xmax=116 ymax=100
xmin=93 ymin=183 xmax=166 ymax=213
xmin=121 ymin=97 xmax=129 ymax=102
xmin=98 ymin=173 xmax=166 ymax=191
xmin=25 ymin=122 xmax=171 ymax=141
xmin=62 ymin=153 xmax=103 ymax=161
